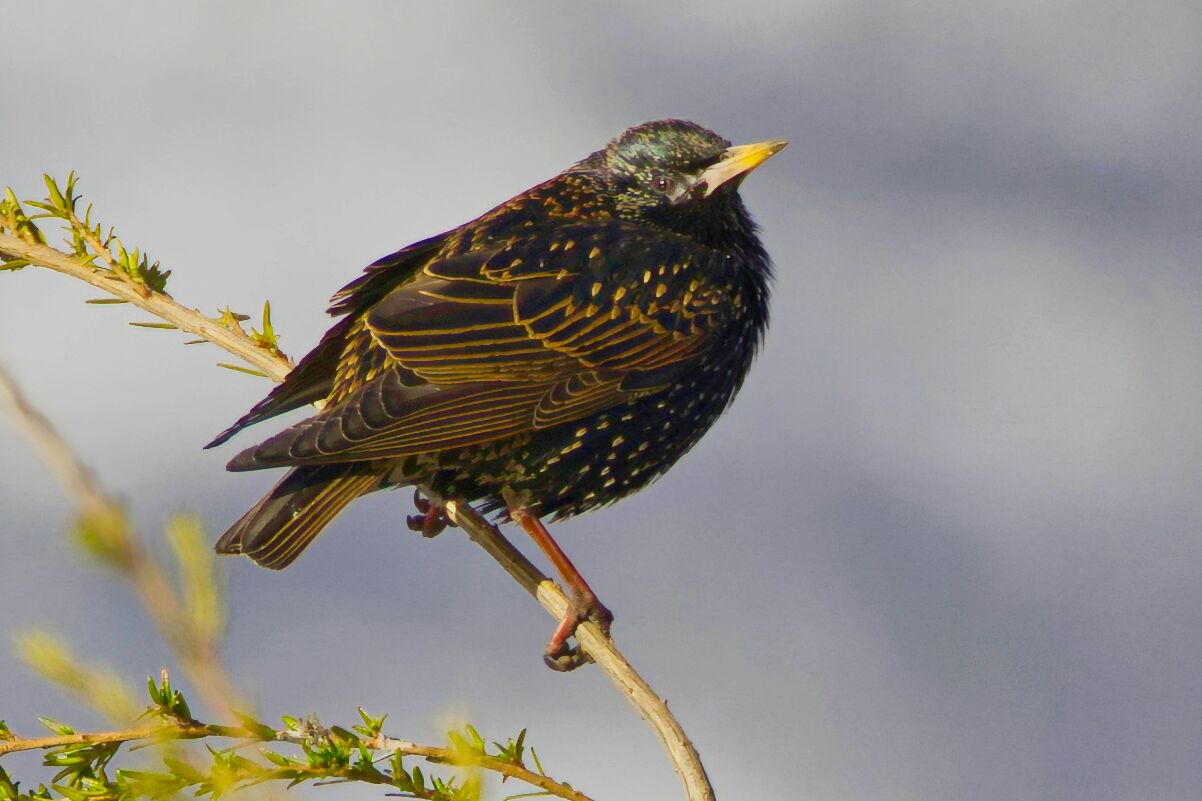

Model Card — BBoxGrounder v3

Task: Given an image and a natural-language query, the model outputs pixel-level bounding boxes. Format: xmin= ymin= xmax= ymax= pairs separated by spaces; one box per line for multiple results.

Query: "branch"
xmin=0 ymin=710 xmax=593 ymax=801
xmin=0 ymin=177 xmax=716 ymax=801
xmin=0 ymin=361 xmax=245 ymax=720
xmin=0 ymin=360 xmax=110 ymax=513
xmin=0 ymin=724 xmax=208 ymax=757
xmin=0 ymin=232 xmax=291 ymax=381
xmin=343 ymin=734 xmax=593 ymax=801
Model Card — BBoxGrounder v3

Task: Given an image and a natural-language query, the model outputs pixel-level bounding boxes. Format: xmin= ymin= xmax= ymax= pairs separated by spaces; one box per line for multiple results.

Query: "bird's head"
xmin=582 ymin=120 xmax=787 ymax=241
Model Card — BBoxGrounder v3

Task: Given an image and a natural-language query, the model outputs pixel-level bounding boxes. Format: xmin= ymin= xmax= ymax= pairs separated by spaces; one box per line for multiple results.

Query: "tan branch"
xmin=365 ymin=734 xmax=595 ymax=801
xmin=0 ymin=723 xmax=208 ymax=756
xmin=0 ymin=362 xmax=110 ymax=513
xmin=0 ymin=218 xmax=716 ymax=801
xmin=0 ymin=720 xmax=593 ymax=801
xmin=0 ymin=232 xmax=290 ymax=381
xmin=0 ymin=361 xmax=244 ymax=719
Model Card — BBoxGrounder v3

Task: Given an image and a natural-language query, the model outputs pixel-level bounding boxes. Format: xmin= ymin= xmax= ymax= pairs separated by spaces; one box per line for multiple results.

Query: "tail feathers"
xmin=215 ymin=464 xmax=385 ymax=569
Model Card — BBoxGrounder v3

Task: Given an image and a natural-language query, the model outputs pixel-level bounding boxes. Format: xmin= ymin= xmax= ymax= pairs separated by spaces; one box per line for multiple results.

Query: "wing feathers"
xmin=227 ymin=379 xmax=548 ymax=469
xmin=218 ymin=221 xmax=732 ymax=471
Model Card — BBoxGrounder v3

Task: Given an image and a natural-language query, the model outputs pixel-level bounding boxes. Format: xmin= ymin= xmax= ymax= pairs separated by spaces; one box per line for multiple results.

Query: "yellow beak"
xmin=699 ymin=139 xmax=789 ymax=196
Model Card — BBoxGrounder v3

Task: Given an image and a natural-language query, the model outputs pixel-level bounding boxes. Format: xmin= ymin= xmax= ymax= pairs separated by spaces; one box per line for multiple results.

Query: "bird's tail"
xmin=215 ymin=464 xmax=386 ymax=569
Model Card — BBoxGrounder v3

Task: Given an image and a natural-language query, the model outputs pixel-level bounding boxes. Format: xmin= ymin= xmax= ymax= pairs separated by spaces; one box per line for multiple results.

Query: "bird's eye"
xmin=652 ymin=174 xmax=675 ymax=193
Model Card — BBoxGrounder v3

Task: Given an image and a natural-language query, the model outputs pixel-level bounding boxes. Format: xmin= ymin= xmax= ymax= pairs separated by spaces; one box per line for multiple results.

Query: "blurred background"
xmin=3 ymin=2 xmax=1201 ymax=800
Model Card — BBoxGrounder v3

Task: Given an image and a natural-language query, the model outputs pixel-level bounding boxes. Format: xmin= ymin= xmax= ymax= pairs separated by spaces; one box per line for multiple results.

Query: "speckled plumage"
xmin=210 ymin=120 xmax=783 ymax=570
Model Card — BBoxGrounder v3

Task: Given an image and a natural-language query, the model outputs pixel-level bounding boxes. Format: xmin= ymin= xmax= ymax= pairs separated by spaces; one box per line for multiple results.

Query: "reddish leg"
xmin=509 ymin=503 xmax=613 ymax=671
xmin=407 ymin=488 xmax=455 ymax=538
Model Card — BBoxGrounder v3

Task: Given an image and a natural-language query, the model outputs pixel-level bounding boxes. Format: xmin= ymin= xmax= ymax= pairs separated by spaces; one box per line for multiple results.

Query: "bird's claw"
xmin=406 ymin=489 xmax=456 ymax=538
xmin=544 ymin=645 xmax=590 ymax=672
xmin=543 ymin=591 xmax=614 ymax=672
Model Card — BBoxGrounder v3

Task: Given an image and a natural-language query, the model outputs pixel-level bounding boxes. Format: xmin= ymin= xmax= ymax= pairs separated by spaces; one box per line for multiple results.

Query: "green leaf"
xmin=24 ymin=200 xmax=59 ymax=214
xmin=465 ymin=725 xmax=484 ymax=752
xmin=389 ymin=751 xmax=407 ymax=785
xmin=356 ymin=707 xmax=387 ymax=737
xmin=43 ymin=175 xmax=66 ymax=211
xmin=0 ymin=765 xmax=19 ymax=801
xmin=233 ymin=712 xmax=276 ymax=740
xmin=161 ymin=755 xmax=204 ymax=784
xmin=447 ymin=730 xmax=469 ymax=755
xmin=216 ymin=363 xmax=268 ymax=377
xmin=64 ymin=172 xmax=80 ymax=207
xmin=250 ymin=300 xmax=282 ymax=354
xmin=259 ymin=750 xmax=296 ymax=768
xmin=2 ymin=187 xmax=47 ymax=243
xmin=172 ymin=692 xmax=191 ymax=722
xmin=530 ymin=747 xmax=545 ymax=776
xmin=38 ymin=717 xmax=75 ymax=736
xmin=214 ymin=306 xmax=249 ymax=328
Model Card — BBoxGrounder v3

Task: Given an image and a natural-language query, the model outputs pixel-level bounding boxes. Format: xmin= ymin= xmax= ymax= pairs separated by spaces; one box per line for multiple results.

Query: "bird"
xmin=208 ymin=119 xmax=786 ymax=669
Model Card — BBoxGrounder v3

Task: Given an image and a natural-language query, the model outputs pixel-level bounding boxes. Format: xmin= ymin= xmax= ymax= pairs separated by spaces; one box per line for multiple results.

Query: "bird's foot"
xmin=406 ymin=488 xmax=456 ymax=538
xmin=543 ymin=590 xmax=614 ymax=672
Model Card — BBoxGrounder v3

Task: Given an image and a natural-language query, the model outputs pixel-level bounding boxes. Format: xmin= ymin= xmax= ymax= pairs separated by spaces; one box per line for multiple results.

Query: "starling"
xmin=209 ymin=120 xmax=785 ymax=668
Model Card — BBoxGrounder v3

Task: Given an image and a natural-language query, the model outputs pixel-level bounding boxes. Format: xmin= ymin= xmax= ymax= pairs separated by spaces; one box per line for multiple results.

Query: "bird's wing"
xmin=227 ymin=222 xmax=732 ymax=469
xmin=205 ymin=231 xmax=451 ymax=448
xmin=367 ymin=221 xmax=730 ymax=380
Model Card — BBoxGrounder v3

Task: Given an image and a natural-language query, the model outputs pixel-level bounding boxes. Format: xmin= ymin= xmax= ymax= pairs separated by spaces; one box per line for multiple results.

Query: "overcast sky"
xmin=3 ymin=3 xmax=1201 ymax=800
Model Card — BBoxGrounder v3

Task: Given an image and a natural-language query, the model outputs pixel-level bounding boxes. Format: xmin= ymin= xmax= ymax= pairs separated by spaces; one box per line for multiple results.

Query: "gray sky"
xmin=3 ymin=2 xmax=1201 ymax=800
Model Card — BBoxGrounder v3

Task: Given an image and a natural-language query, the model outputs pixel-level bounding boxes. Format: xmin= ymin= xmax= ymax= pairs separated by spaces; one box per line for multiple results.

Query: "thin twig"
xmin=0 ymin=363 xmax=109 ymax=512
xmin=0 ymin=232 xmax=290 ymax=381
xmin=0 ymin=724 xmax=210 ymax=757
xmin=0 ymin=361 xmax=244 ymax=720
xmin=0 ymin=720 xmax=594 ymax=801
xmin=368 ymin=735 xmax=594 ymax=801
xmin=0 ymin=213 xmax=716 ymax=801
